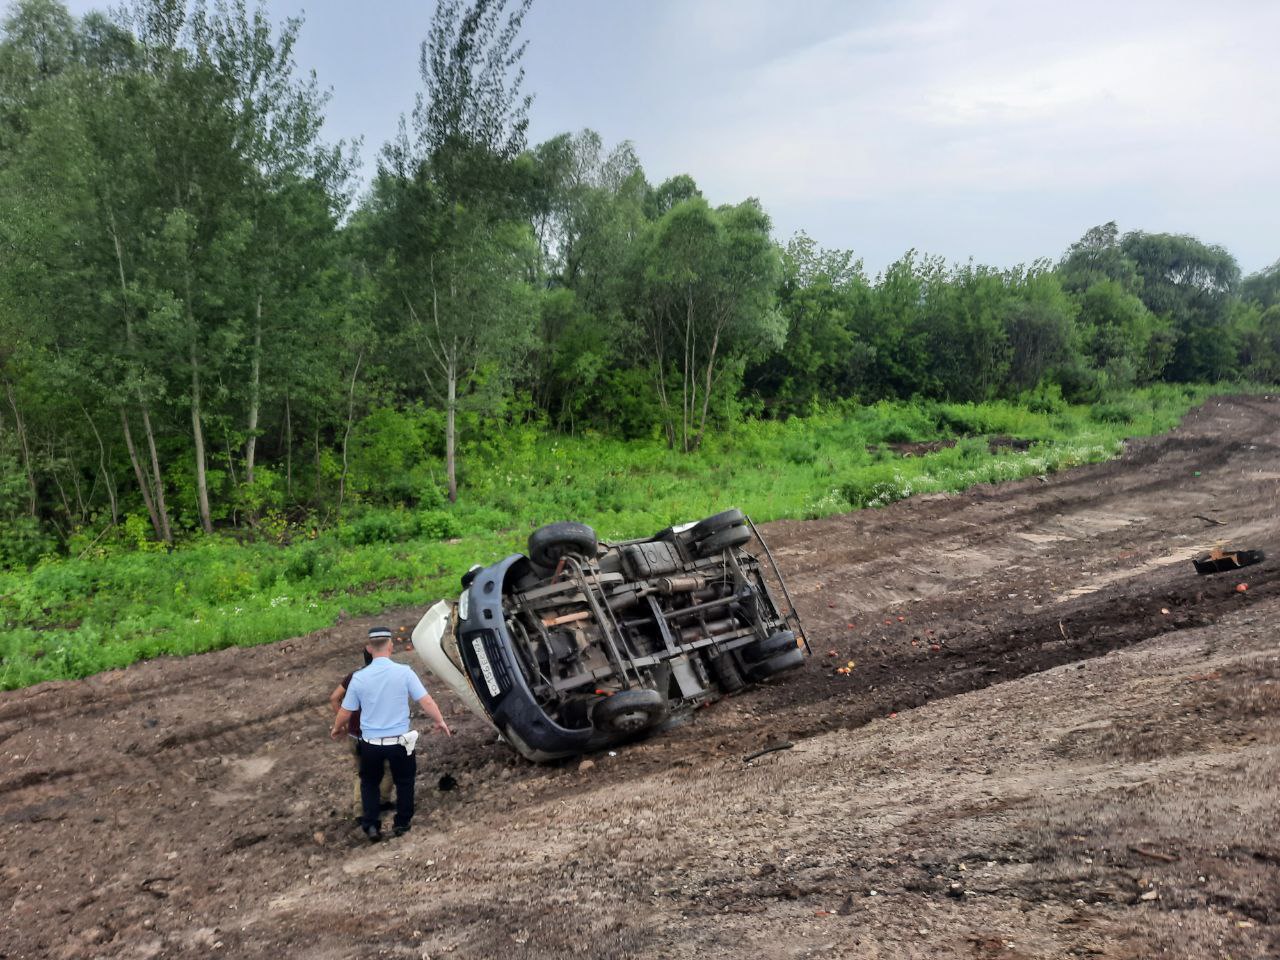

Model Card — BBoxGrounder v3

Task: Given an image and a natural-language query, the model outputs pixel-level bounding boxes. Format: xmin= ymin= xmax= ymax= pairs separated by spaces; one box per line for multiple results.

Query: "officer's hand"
xmin=435 ymin=719 xmax=452 ymax=737
xmin=329 ymin=726 xmax=343 ymax=740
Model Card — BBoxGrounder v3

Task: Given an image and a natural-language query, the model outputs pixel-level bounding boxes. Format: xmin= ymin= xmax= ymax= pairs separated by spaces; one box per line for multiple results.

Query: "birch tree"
xmin=369 ymin=0 xmax=536 ymax=502
xmin=633 ymin=196 xmax=783 ymax=451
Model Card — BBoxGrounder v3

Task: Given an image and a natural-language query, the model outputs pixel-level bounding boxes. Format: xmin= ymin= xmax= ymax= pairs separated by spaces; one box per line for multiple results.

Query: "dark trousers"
xmin=358 ymin=741 xmax=416 ymax=829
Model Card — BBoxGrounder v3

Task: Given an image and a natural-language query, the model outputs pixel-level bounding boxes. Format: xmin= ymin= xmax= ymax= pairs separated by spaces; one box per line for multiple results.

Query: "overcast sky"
xmin=65 ymin=0 xmax=1280 ymax=276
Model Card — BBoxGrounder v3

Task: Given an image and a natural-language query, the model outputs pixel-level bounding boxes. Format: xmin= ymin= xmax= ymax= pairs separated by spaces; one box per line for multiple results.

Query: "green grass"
xmin=0 ymin=384 xmax=1225 ymax=689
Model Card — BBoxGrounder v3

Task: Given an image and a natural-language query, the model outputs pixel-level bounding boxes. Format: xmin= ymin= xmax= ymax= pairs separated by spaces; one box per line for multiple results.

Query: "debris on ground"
xmin=743 ymin=741 xmax=794 ymax=763
xmin=1193 ymin=547 xmax=1264 ymax=575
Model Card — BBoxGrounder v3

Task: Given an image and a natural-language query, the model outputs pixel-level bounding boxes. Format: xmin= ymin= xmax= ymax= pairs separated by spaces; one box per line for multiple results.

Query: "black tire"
xmin=707 ymin=651 xmax=746 ymax=694
xmin=592 ymin=689 xmax=668 ymax=735
xmin=742 ymin=630 xmax=797 ymax=663
xmin=691 ymin=508 xmax=745 ymax=541
xmin=749 ymin=646 xmax=805 ymax=679
xmin=696 ymin=523 xmax=752 ymax=556
xmin=528 ymin=521 xmax=598 ymax=568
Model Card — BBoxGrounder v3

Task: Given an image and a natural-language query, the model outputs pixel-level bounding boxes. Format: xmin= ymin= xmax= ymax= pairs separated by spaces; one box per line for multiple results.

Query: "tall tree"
xmin=1121 ymin=231 xmax=1240 ymax=381
xmin=525 ymin=130 xmax=648 ymax=429
xmin=632 ymin=196 xmax=783 ymax=450
xmin=1002 ymin=267 xmax=1078 ymax=393
xmin=1075 ymin=280 xmax=1172 ymax=388
xmin=747 ymin=233 xmax=872 ymax=413
xmin=369 ymin=0 xmax=536 ymax=502
xmin=1058 ymin=222 xmax=1141 ymax=294
xmin=1242 ymin=260 xmax=1280 ymax=309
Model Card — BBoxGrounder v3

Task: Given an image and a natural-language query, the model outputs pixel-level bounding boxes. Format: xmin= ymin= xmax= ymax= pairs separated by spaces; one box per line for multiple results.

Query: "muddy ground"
xmin=1 ymin=395 xmax=1278 ymax=960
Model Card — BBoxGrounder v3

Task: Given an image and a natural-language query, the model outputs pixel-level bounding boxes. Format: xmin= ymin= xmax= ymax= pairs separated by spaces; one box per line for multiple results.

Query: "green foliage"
xmin=347 ymin=406 xmax=442 ymax=505
xmin=631 ymin=194 xmax=784 ymax=450
xmin=1242 ymin=260 xmax=1280 ymax=309
xmin=1022 ymin=382 xmax=1066 ymax=414
xmin=1121 ymin=230 xmax=1241 ymax=382
xmin=0 ymin=515 xmax=55 ymax=568
xmin=0 ymin=387 xmax=1224 ymax=689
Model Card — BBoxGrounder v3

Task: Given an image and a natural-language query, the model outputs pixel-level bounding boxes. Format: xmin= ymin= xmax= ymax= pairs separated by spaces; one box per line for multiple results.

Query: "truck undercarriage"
xmin=414 ymin=509 xmax=808 ymax=761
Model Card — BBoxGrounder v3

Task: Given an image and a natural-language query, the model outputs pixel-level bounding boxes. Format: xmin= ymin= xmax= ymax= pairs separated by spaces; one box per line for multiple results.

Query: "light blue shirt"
xmin=341 ymin=657 xmax=428 ymax=739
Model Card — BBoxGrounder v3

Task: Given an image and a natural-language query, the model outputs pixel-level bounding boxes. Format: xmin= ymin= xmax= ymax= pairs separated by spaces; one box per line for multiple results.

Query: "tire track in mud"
xmin=0 ymin=694 xmax=323 ymax=807
xmin=774 ymin=463 xmax=1261 ymax=600
xmin=764 ymin=395 xmax=1280 ymax=585
xmin=0 ymin=623 xmax=382 ymax=729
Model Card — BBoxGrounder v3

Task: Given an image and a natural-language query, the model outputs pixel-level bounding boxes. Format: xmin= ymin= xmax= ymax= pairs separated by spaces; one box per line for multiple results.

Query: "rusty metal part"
xmin=678 ymin=617 xmax=737 ymax=643
xmin=565 ymin=555 xmax=640 ymax=688
xmin=657 ymin=574 xmax=707 ymax=593
xmin=541 ymin=610 xmax=592 ymax=628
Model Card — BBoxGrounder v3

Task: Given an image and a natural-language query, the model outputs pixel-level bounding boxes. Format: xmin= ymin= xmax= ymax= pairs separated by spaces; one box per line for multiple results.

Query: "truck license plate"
xmin=472 ymin=638 xmax=502 ymax=697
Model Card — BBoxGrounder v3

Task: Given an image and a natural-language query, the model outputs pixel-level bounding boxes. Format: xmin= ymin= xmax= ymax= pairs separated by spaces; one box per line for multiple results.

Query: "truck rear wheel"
xmin=696 ymin=524 xmax=752 ymax=555
xmin=749 ymin=646 xmax=805 ymax=680
xmin=528 ymin=521 xmax=598 ymax=568
xmin=691 ymin=508 xmax=745 ymax=540
xmin=592 ymin=689 xmax=667 ymax=735
xmin=707 ymin=651 xmax=746 ymax=693
xmin=743 ymin=630 xmax=797 ymax=663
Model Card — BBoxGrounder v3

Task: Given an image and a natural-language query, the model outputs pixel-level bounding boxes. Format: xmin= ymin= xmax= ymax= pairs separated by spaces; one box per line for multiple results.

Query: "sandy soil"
xmin=1 ymin=395 xmax=1277 ymax=960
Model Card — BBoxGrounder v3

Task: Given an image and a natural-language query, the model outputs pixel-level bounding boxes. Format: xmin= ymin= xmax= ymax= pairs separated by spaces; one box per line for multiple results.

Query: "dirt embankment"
xmin=1 ymin=395 xmax=1278 ymax=959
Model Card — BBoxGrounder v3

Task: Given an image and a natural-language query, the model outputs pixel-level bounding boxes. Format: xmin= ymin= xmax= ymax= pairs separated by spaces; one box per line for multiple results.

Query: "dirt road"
xmin=2 ymin=395 xmax=1277 ymax=959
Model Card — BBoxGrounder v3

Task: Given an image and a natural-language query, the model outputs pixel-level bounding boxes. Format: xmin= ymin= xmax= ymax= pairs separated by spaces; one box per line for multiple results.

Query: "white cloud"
xmin=667 ymin=0 xmax=1280 ymax=212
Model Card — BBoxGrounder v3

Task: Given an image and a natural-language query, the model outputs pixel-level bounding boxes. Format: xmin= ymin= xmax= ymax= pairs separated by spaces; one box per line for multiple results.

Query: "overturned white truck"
xmin=412 ymin=509 xmax=808 ymax=761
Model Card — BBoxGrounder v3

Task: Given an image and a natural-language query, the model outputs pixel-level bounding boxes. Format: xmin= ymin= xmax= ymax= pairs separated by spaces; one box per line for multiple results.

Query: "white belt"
xmin=362 ymin=731 xmax=419 ymax=754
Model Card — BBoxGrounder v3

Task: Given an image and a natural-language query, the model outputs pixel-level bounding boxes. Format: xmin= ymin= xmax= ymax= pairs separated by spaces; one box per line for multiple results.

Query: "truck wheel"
xmin=691 ymin=508 xmax=744 ymax=541
xmin=696 ymin=524 xmax=752 ymax=555
xmin=742 ymin=630 xmax=797 ymax=663
xmin=749 ymin=646 xmax=805 ymax=680
xmin=707 ymin=651 xmax=746 ymax=693
xmin=528 ymin=521 xmax=598 ymax=568
xmin=592 ymin=689 xmax=667 ymax=735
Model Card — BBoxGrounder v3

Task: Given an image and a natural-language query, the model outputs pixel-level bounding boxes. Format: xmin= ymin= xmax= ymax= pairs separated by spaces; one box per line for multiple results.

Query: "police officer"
xmin=330 ymin=626 xmax=451 ymax=841
xmin=328 ymin=649 xmax=394 ymax=819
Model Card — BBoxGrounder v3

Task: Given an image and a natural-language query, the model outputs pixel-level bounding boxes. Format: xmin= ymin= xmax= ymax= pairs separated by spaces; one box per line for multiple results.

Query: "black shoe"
xmin=362 ymin=823 xmax=382 ymax=842
xmin=392 ymin=824 xmax=411 ymax=838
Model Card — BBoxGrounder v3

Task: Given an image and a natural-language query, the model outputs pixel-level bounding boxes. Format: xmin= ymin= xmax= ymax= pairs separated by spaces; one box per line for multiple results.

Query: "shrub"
xmin=1022 ymin=382 xmax=1066 ymax=414
xmin=1089 ymin=400 xmax=1140 ymax=424
xmin=0 ymin=516 xmax=57 ymax=569
xmin=283 ymin=543 xmax=333 ymax=582
xmin=936 ymin=404 xmax=1003 ymax=435
xmin=338 ymin=509 xmax=418 ymax=545
xmin=414 ymin=509 xmax=461 ymax=540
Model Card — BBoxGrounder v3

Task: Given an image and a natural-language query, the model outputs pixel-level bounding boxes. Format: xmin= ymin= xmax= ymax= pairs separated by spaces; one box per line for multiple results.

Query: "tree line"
xmin=1 ymin=0 xmax=1277 ymax=564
